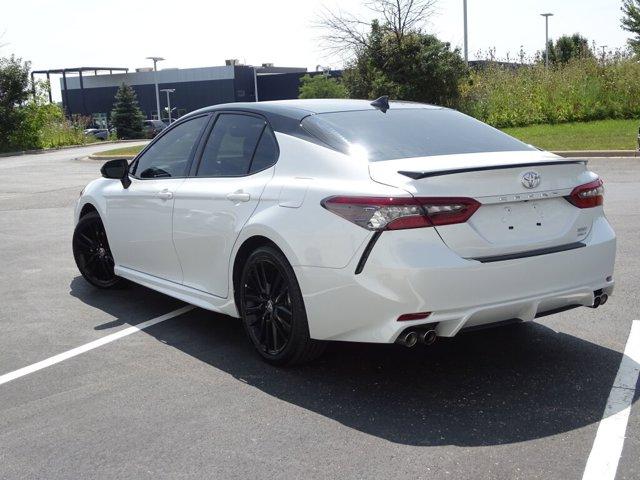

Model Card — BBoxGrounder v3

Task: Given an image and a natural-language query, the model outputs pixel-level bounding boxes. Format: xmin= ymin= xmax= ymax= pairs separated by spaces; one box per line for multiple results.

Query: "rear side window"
xmin=134 ymin=115 xmax=208 ymax=178
xmin=249 ymin=127 xmax=279 ymax=173
xmin=301 ymin=108 xmax=534 ymax=162
xmin=197 ymin=114 xmax=266 ymax=177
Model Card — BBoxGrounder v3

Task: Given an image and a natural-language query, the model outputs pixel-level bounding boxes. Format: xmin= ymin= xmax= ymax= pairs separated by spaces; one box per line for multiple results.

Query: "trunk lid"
xmin=369 ymin=151 xmax=600 ymax=259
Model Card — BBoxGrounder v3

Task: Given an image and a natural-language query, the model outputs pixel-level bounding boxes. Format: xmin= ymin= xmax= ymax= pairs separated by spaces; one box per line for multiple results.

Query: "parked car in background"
xmin=73 ymin=99 xmax=616 ymax=366
xmin=143 ymin=120 xmax=167 ymax=138
xmin=83 ymin=128 xmax=109 ymax=141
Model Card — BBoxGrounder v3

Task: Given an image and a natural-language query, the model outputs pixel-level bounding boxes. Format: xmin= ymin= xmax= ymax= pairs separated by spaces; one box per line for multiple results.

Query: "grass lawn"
xmin=94 ymin=119 xmax=639 ymax=157
xmin=93 ymin=145 xmax=145 ymax=157
xmin=502 ymin=119 xmax=639 ymax=151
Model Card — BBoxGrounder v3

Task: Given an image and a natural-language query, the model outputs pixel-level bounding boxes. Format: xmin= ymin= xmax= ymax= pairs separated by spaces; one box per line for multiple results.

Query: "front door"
xmin=173 ymin=113 xmax=279 ymax=297
xmin=105 ymin=115 xmax=209 ymax=283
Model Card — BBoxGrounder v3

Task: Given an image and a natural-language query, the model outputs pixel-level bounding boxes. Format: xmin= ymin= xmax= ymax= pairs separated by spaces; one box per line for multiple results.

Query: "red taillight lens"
xmin=321 ymin=196 xmax=480 ymax=231
xmin=567 ymin=179 xmax=604 ymax=208
xmin=419 ymin=197 xmax=481 ymax=226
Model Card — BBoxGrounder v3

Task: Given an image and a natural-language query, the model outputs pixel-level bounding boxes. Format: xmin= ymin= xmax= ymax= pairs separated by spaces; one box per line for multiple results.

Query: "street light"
xmin=600 ymin=45 xmax=608 ymax=62
xmin=160 ymin=88 xmax=175 ymax=123
xmin=463 ymin=0 xmax=468 ymax=65
xmin=146 ymin=56 xmax=165 ymax=120
xmin=540 ymin=13 xmax=554 ymax=67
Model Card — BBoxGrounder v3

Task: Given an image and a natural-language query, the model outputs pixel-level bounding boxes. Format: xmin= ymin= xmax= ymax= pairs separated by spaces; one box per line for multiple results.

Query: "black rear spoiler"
xmin=398 ymin=160 xmax=587 ymax=180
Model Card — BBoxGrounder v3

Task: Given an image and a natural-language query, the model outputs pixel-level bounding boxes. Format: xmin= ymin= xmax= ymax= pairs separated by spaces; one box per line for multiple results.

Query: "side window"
xmin=134 ymin=116 xmax=208 ymax=179
xmin=249 ymin=127 xmax=279 ymax=173
xmin=197 ymin=114 xmax=265 ymax=177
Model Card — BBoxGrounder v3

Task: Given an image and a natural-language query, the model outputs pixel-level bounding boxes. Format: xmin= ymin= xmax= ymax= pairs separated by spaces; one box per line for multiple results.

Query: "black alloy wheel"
xmin=239 ymin=246 xmax=325 ymax=365
xmin=72 ymin=211 xmax=122 ymax=288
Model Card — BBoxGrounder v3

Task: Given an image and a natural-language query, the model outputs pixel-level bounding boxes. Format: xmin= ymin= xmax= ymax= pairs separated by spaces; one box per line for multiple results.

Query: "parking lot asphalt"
xmin=0 ymin=145 xmax=638 ymax=480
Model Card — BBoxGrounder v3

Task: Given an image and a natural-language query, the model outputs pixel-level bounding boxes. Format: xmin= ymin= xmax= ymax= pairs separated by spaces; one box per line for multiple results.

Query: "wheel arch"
xmin=79 ymin=203 xmax=98 ymax=218
xmin=231 ymin=235 xmax=289 ymax=310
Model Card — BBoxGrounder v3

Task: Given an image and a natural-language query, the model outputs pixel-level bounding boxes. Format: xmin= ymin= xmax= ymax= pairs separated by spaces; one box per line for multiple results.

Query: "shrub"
xmin=299 ymin=74 xmax=348 ymax=98
xmin=459 ymin=56 xmax=640 ymax=127
xmin=2 ymin=81 xmax=88 ymax=152
xmin=0 ymin=55 xmax=31 ymax=152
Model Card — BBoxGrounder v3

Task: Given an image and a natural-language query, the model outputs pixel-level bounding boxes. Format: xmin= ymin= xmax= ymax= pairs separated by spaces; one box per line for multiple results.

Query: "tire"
xmin=72 ymin=211 xmax=123 ymax=289
xmin=239 ymin=246 xmax=325 ymax=366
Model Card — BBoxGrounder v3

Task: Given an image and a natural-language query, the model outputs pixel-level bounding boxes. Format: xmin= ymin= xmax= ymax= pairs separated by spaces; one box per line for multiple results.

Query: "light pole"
xmin=253 ymin=66 xmax=259 ymax=102
xmin=600 ymin=45 xmax=608 ymax=62
xmin=540 ymin=13 xmax=554 ymax=67
xmin=463 ymin=0 xmax=468 ymax=65
xmin=160 ymin=88 xmax=175 ymax=123
xmin=146 ymin=56 xmax=165 ymax=120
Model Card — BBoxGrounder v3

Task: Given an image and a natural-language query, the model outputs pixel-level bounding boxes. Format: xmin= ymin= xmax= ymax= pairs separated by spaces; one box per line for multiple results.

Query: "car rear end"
xmin=296 ymin=105 xmax=616 ymax=344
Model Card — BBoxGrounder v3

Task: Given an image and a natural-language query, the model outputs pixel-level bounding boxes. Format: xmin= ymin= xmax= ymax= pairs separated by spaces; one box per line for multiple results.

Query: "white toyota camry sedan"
xmin=73 ymin=98 xmax=616 ymax=365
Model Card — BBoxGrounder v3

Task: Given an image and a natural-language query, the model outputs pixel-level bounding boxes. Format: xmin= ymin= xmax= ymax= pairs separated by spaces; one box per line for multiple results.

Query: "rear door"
xmin=369 ymin=151 xmax=599 ymax=259
xmin=172 ymin=112 xmax=278 ymax=297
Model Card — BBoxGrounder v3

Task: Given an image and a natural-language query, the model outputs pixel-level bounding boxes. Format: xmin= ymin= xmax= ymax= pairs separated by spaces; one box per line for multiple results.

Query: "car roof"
xmin=186 ymin=98 xmax=442 ymax=122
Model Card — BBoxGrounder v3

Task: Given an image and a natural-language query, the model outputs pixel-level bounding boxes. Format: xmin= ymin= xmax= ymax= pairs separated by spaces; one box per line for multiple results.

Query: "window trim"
xmin=191 ymin=110 xmax=280 ymax=179
xmin=129 ymin=113 xmax=211 ymax=180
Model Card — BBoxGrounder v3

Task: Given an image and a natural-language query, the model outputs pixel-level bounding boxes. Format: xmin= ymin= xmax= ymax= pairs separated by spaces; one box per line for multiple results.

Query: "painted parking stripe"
xmin=582 ymin=320 xmax=640 ymax=480
xmin=0 ymin=305 xmax=194 ymax=387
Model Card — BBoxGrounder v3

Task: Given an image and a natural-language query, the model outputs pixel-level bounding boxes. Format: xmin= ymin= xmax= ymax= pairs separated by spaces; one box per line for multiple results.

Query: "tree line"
xmin=300 ymin=0 xmax=640 ymax=124
xmin=0 ymin=54 xmax=147 ymax=153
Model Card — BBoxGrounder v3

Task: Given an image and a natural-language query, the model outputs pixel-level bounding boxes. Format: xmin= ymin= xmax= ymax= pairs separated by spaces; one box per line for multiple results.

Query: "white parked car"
xmin=73 ymin=98 xmax=616 ymax=365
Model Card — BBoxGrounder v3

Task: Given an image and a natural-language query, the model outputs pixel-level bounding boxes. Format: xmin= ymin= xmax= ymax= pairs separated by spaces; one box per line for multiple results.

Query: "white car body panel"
xmin=369 ymin=151 xmax=599 ymax=258
xmin=103 ymin=177 xmax=186 ymax=283
xmin=75 ymin=100 xmax=616 ymax=346
xmin=172 ymin=167 xmax=274 ymax=297
xmin=295 ymin=215 xmax=615 ymax=343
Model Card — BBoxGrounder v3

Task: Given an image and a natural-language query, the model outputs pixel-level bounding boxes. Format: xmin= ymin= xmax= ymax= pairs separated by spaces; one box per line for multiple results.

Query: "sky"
xmin=0 ymin=0 xmax=631 ymax=101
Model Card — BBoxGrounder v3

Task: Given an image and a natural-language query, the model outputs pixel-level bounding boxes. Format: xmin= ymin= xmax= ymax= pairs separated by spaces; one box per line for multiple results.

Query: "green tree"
xmin=298 ymin=74 xmax=348 ymax=99
xmin=0 ymin=55 xmax=31 ymax=152
xmin=110 ymin=83 xmax=144 ymax=139
xmin=621 ymin=0 xmax=640 ymax=54
xmin=552 ymin=34 xmax=593 ymax=63
xmin=342 ymin=21 xmax=468 ymax=106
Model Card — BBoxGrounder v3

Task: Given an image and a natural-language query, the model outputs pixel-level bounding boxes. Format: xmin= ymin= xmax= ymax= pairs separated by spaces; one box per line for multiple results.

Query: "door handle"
xmin=157 ymin=190 xmax=173 ymax=200
xmin=226 ymin=192 xmax=251 ymax=203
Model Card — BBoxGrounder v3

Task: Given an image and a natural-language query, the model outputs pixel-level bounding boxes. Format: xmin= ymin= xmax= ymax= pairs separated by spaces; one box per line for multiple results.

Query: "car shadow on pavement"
xmin=70 ymin=277 xmax=638 ymax=447
xmin=70 ymin=277 xmax=185 ymax=330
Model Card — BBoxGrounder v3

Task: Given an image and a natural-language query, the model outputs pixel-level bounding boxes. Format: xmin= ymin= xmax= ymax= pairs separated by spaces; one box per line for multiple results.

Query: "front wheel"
xmin=72 ymin=211 xmax=122 ymax=289
xmin=239 ymin=246 xmax=325 ymax=366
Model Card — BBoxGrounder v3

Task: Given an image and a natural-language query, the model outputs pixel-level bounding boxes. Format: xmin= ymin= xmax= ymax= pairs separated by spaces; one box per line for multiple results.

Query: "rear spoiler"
xmin=398 ymin=160 xmax=587 ymax=180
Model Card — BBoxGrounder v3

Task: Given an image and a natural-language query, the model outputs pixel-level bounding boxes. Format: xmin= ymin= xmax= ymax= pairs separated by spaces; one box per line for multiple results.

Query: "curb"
xmin=0 ymin=140 xmax=147 ymax=158
xmin=553 ymin=150 xmax=638 ymax=158
xmin=88 ymin=154 xmax=137 ymax=160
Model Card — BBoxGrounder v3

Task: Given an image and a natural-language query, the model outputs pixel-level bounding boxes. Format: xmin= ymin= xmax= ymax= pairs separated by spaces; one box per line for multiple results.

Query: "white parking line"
xmin=582 ymin=320 xmax=640 ymax=480
xmin=0 ymin=305 xmax=194 ymax=386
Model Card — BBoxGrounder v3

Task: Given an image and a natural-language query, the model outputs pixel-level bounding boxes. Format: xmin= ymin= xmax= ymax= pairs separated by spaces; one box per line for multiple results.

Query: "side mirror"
xmin=100 ymin=158 xmax=131 ymax=188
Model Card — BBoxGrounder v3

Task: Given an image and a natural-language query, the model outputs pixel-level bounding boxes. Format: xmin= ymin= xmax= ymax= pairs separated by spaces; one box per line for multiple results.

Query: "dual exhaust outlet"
xmin=397 ymin=290 xmax=609 ymax=346
xmin=589 ymin=290 xmax=609 ymax=309
xmin=395 ymin=328 xmax=437 ymax=348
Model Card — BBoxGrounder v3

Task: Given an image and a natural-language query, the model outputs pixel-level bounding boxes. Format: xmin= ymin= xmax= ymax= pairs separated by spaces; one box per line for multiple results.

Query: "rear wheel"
xmin=72 ymin=211 xmax=122 ymax=289
xmin=239 ymin=246 xmax=325 ymax=366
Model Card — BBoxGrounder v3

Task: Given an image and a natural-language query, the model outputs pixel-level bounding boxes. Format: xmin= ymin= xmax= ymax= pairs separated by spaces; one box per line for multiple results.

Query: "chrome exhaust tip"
xmin=419 ymin=329 xmax=437 ymax=346
xmin=396 ymin=331 xmax=418 ymax=348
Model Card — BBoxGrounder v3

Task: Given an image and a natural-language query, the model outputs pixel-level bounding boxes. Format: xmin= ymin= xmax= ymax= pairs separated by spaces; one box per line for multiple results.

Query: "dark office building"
xmin=57 ymin=63 xmax=313 ymax=125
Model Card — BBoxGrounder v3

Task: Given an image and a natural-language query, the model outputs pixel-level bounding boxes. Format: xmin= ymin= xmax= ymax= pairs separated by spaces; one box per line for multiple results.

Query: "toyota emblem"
xmin=521 ymin=171 xmax=541 ymax=189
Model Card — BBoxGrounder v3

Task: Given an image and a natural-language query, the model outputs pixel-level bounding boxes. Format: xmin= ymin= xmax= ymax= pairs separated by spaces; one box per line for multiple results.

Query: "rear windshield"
xmin=301 ymin=108 xmax=534 ymax=162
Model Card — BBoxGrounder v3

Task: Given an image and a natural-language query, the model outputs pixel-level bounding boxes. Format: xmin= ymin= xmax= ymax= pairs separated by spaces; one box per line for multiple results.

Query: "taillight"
xmin=321 ymin=196 xmax=480 ymax=231
xmin=566 ymin=179 xmax=604 ymax=208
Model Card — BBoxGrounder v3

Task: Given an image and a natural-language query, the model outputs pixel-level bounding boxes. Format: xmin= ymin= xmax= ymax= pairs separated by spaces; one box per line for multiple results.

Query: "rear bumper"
xmin=294 ymin=216 xmax=616 ymax=343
